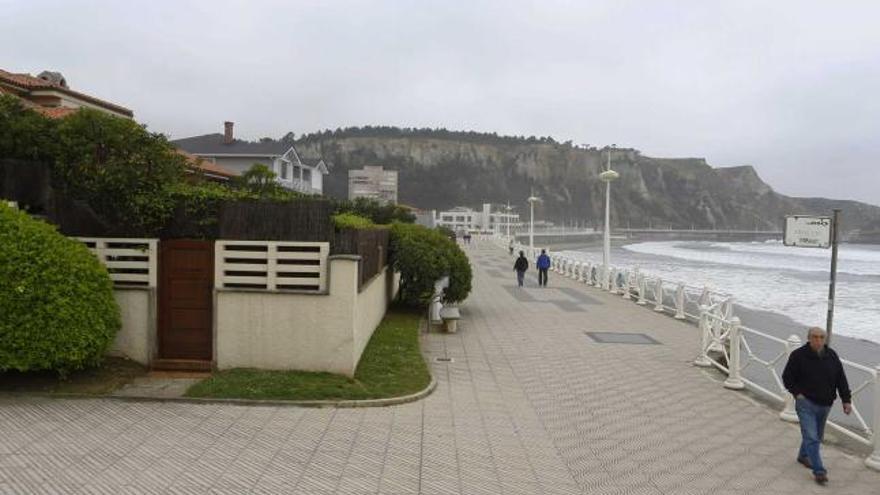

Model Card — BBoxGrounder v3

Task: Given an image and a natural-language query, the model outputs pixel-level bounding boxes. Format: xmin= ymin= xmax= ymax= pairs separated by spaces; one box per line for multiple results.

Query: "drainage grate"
xmin=434 ymin=357 xmax=455 ymax=363
xmin=585 ymin=332 xmax=661 ymax=345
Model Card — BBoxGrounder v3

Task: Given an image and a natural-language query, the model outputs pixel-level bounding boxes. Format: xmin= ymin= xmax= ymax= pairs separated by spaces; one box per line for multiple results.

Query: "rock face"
xmin=296 ymin=131 xmax=880 ymax=232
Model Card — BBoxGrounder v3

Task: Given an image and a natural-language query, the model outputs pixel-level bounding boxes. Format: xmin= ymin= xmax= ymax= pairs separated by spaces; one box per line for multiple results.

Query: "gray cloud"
xmin=2 ymin=0 xmax=878 ymax=204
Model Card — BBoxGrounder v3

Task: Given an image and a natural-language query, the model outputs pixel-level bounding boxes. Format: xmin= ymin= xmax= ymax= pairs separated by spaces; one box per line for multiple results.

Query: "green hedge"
xmin=389 ymin=223 xmax=472 ymax=306
xmin=332 ymin=212 xmax=376 ymax=230
xmin=0 ymin=203 xmax=120 ymax=374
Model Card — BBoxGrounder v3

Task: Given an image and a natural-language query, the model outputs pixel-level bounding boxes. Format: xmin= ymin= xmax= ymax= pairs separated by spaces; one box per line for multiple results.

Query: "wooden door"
xmin=158 ymin=240 xmax=214 ymax=361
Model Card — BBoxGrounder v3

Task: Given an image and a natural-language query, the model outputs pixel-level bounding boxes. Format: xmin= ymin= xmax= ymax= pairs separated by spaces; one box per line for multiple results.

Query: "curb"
xmin=5 ymin=374 xmax=437 ymax=409
xmin=2 ymin=318 xmax=438 ymax=409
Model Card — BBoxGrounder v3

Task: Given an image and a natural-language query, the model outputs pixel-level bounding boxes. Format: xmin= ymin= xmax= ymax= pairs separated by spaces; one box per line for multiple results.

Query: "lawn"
xmin=184 ymin=308 xmax=431 ymax=401
xmin=0 ymin=357 xmax=147 ymax=395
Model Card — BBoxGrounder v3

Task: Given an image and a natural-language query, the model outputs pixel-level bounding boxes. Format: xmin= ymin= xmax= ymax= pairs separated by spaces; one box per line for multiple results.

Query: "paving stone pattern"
xmin=1 ymin=241 xmax=878 ymax=494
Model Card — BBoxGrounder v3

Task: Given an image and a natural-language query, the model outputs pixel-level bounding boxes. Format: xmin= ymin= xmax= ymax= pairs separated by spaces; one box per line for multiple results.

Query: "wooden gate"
xmin=158 ymin=239 xmax=214 ymax=363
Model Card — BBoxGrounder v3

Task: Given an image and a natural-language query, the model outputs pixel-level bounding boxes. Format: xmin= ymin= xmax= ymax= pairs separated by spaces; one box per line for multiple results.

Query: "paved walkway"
xmin=1 ymin=241 xmax=878 ymax=494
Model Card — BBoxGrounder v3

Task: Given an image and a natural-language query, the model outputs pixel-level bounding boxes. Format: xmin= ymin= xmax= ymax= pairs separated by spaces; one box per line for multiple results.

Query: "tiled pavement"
xmin=1 ymin=241 xmax=879 ymax=494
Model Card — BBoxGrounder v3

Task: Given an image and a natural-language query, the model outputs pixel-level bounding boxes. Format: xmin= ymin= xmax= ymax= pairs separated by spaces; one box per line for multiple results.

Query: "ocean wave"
xmin=623 ymin=241 xmax=880 ymax=276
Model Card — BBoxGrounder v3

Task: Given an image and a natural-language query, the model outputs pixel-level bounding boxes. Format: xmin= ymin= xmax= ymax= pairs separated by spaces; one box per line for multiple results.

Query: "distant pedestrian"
xmin=513 ymin=251 xmax=529 ymax=287
xmin=463 ymin=231 xmax=472 ymax=244
xmin=536 ymin=249 xmax=551 ymax=287
xmin=508 ymin=239 xmax=515 ymax=255
xmin=782 ymin=326 xmax=852 ymax=485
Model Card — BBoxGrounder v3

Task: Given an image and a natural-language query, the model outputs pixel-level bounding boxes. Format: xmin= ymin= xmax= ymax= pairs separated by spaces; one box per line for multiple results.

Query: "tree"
xmin=234 ymin=163 xmax=283 ymax=197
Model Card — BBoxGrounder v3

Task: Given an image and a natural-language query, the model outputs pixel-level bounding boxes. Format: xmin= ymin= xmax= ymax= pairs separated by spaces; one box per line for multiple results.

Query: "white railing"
xmin=78 ymin=237 xmax=158 ymax=288
xmin=215 ymin=240 xmax=329 ymax=292
xmin=508 ymin=241 xmax=880 ymax=470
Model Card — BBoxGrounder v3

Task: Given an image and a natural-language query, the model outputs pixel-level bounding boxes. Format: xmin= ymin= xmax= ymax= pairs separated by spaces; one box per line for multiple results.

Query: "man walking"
xmin=536 ymin=249 xmax=551 ymax=287
xmin=782 ymin=326 xmax=852 ymax=485
xmin=513 ymin=250 xmax=529 ymax=287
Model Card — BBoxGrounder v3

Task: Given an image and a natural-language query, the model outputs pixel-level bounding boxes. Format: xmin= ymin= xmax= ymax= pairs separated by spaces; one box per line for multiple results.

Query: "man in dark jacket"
xmin=536 ymin=249 xmax=551 ymax=287
xmin=782 ymin=327 xmax=852 ymax=484
xmin=513 ymin=251 xmax=528 ymax=287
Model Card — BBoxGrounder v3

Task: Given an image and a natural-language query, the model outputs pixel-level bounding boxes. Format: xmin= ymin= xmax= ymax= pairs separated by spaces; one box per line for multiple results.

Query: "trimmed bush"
xmin=389 ymin=223 xmax=472 ymax=306
xmin=0 ymin=203 xmax=120 ymax=374
xmin=332 ymin=212 xmax=375 ymax=230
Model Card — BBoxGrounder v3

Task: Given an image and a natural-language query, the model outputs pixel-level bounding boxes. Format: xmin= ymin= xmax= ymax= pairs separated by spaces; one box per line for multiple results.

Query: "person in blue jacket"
xmin=536 ymin=249 xmax=551 ymax=287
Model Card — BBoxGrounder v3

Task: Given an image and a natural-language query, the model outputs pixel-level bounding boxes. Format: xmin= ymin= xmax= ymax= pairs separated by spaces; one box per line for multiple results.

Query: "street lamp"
xmin=600 ymin=147 xmax=620 ymax=290
xmin=504 ymin=202 xmax=513 ymax=239
xmin=527 ymin=194 xmax=540 ymax=250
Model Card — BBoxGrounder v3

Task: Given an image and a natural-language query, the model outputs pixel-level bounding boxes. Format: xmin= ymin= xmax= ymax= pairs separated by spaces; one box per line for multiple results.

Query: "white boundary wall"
xmin=215 ymin=255 xmax=399 ymax=376
xmin=78 ymin=237 xmax=157 ymax=365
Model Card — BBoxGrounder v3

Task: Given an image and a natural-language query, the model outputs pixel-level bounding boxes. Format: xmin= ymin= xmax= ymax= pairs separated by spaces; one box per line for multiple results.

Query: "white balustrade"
xmin=694 ymin=305 xmax=713 ymax=367
xmin=653 ymin=278 xmax=664 ymax=312
xmin=674 ymin=283 xmax=686 ymax=319
xmin=779 ymin=334 xmax=801 ymax=423
xmin=723 ymin=317 xmax=745 ymax=390
xmin=867 ymin=366 xmax=880 ymax=471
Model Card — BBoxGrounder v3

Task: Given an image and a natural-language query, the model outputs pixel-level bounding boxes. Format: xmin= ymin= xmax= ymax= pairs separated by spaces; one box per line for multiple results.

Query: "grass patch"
xmin=184 ymin=308 xmax=430 ymax=401
xmin=0 ymin=357 xmax=147 ymax=395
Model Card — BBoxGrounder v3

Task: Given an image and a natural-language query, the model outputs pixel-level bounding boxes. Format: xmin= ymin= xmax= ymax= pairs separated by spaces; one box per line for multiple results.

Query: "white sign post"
xmin=783 ymin=211 xmax=840 ymax=343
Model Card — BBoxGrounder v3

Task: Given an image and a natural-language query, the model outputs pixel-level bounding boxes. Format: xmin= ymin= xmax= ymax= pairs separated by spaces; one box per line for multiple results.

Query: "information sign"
xmin=783 ymin=215 xmax=832 ymax=248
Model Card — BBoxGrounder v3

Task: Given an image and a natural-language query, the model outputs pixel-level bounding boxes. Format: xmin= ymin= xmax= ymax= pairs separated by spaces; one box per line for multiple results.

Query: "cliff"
xmin=295 ymin=128 xmax=880 ymax=232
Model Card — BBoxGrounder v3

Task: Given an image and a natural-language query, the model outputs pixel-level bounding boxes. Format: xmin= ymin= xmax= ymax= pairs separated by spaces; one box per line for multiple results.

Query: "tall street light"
xmin=600 ymin=147 xmax=620 ymax=290
xmin=505 ymin=202 xmax=513 ymax=239
xmin=527 ymin=194 xmax=540 ymax=250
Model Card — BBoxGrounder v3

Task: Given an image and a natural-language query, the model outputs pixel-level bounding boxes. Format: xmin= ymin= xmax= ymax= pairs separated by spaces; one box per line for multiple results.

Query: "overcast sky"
xmin=3 ymin=1 xmax=878 ymax=205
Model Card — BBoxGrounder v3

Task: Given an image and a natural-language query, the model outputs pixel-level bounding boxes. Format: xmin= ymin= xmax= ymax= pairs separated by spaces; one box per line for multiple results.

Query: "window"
xmin=280 ymin=161 xmax=289 ymax=180
xmin=303 ymin=169 xmax=312 ymax=183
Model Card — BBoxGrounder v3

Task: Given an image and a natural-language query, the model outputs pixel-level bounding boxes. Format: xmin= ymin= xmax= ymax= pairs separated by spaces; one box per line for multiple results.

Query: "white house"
xmin=430 ymin=203 xmax=521 ymax=233
xmin=172 ymin=122 xmax=328 ymax=195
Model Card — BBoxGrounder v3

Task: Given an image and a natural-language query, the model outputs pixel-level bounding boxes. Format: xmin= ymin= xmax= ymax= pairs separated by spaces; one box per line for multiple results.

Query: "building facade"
xmin=0 ymin=68 xmax=133 ymax=119
xmin=430 ymin=204 xmax=521 ymax=234
xmin=348 ymin=166 xmax=398 ymax=203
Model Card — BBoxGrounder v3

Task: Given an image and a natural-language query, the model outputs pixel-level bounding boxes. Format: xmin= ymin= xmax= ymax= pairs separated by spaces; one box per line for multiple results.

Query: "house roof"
xmin=301 ymin=158 xmax=329 ymax=174
xmin=0 ymin=68 xmax=134 ymax=118
xmin=175 ymin=150 xmax=237 ymax=180
xmin=171 ymin=133 xmax=290 ymax=156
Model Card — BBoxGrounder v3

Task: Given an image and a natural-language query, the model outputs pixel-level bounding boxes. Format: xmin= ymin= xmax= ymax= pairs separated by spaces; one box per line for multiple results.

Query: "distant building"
xmin=0 ymin=68 xmax=133 ymax=119
xmin=430 ymin=203 xmax=521 ymax=233
xmin=348 ymin=166 xmax=398 ymax=203
xmin=172 ymin=122 xmax=328 ymax=195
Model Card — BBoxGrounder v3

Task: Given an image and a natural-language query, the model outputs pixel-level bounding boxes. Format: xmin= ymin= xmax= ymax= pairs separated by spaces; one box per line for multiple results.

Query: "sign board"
xmin=783 ymin=215 xmax=832 ymax=248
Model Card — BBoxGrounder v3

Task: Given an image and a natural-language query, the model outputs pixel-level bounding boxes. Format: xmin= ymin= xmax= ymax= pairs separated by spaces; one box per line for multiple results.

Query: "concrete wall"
xmin=108 ymin=288 xmax=154 ymax=365
xmin=215 ymin=256 xmax=396 ymax=376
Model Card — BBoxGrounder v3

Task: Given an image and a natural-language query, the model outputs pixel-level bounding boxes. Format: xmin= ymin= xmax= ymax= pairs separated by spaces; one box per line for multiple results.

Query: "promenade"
xmin=1 ymin=241 xmax=879 ymax=494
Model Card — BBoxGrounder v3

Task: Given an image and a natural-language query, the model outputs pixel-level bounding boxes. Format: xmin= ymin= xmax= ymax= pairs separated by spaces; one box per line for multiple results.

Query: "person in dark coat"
xmin=782 ymin=326 xmax=852 ymax=485
xmin=513 ymin=251 xmax=528 ymax=287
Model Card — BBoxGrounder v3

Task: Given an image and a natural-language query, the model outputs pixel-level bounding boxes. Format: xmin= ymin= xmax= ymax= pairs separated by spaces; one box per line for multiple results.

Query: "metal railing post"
xmin=779 ymin=334 xmax=802 ymax=423
xmin=674 ymin=283 xmax=686 ymax=319
xmin=723 ymin=317 xmax=745 ymax=390
xmin=694 ymin=305 xmax=712 ymax=367
xmin=653 ymin=278 xmax=664 ymax=312
xmin=866 ymin=365 xmax=880 ymax=471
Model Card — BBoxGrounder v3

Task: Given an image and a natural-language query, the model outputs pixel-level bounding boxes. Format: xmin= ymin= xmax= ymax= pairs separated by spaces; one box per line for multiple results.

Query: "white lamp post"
xmin=527 ymin=195 xmax=540 ymax=249
xmin=600 ymin=147 xmax=620 ymax=290
xmin=505 ymin=202 xmax=513 ymax=240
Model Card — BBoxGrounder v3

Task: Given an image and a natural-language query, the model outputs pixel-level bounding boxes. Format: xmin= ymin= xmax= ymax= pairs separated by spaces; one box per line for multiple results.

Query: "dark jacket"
xmin=513 ymin=256 xmax=528 ymax=272
xmin=537 ymin=253 xmax=551 ymax=270
xmin=782 ymin=344 xmax=851 ymax=406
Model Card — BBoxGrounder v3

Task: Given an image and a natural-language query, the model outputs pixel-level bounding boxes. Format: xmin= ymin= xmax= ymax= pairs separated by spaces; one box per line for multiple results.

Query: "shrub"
xmin=334 ymin=197 xmax=416 ymax=224
xmin=0 ymin=203 xmax=120 ymax=374
xmin=389 ymin=222 xmax=472 ymax=306
xmin=332 ymin=212 xmax=375 ymax=230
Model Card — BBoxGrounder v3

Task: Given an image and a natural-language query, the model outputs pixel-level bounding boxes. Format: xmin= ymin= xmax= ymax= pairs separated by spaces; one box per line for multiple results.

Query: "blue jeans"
xmin=795 ymin=396 xmax=831 ymax=475
xmin=516 ymin=271 xmax=525 ymax=286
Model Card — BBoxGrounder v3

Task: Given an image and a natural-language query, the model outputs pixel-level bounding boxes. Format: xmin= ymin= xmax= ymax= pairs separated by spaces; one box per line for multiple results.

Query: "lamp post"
xmin=600 ymin=147 xmax=620 ymax=290
xmin=505 ymin=202 xmax=513 ymax=240
xmin=527 ymin=194 xmax=540 ymax=249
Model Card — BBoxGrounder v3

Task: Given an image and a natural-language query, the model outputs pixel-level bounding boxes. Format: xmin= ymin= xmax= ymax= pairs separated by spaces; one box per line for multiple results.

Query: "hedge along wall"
xmin=218 ymin=200 xmax=335 ymax=241
xmin=333 ymin=228 xmax=390 ymax=290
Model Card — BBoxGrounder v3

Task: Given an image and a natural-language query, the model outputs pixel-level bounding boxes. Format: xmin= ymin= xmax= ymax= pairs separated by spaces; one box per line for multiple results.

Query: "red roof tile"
xmin=0 ymin=68 xmax=133 ymax=117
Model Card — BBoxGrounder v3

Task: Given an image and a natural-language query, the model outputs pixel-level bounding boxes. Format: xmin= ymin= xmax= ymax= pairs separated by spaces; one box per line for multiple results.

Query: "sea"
xmin=559 ymin=240 xmax=880 ymax=345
